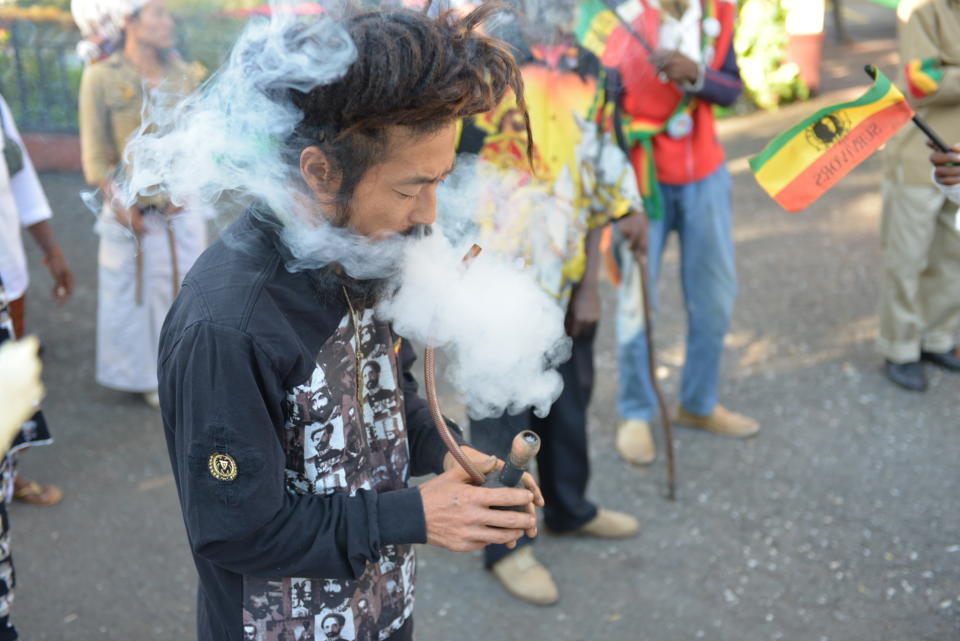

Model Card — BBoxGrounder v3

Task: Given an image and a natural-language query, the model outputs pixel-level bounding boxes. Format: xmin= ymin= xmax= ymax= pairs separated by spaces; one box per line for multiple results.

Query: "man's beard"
xmin=308 ymin=225 xmax=433 ymax=307
xmin=280 ymin=206 xmax=432 ymax=276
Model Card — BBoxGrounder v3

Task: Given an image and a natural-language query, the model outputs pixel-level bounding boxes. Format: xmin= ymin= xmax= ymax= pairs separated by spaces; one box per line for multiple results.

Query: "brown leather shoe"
xmin=490 ymin=546 xmax=559 ymax=606
xmin=616 ymin=419 xmax=655 ymax=465
xmin=674 ymin=404 xmax=760 ymax=438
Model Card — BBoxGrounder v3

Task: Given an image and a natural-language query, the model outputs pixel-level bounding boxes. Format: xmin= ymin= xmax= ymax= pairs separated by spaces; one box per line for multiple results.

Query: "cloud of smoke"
xmin=377 ymin=229 xmax=570 ymax=420
xmin=115 ymin=2 xmax=417 ymax=279
xmin=117 ymin=0 xmax=574 ymax=418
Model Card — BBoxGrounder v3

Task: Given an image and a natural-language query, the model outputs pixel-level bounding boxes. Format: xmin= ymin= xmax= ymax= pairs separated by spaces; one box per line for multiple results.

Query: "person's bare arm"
xmin=25 ymin=220 xmax=73 ymax=304
xmin=566 ymin=227 xmax=604 ymax=338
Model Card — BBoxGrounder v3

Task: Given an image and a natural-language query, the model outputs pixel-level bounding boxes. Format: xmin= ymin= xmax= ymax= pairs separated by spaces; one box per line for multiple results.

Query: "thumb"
xmin=475 ymin=455 xmax=498 ymax=475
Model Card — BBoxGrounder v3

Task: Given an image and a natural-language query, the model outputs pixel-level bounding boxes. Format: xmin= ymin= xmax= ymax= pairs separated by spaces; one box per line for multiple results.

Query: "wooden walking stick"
xmin=166 ymin=224 xmax=180 ymax=299
xmin=634 ymin=250 xmax=677 ymax=500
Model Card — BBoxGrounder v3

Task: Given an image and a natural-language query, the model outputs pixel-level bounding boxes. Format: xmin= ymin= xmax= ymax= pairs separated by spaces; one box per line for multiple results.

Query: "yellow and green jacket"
xmin=458 ymin=44 xmax=642 ymax=308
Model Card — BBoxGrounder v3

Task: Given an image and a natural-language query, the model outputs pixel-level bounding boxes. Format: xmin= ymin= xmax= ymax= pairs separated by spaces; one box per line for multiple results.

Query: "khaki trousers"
xmin=878 ymin=181 xmax=960 ymax=362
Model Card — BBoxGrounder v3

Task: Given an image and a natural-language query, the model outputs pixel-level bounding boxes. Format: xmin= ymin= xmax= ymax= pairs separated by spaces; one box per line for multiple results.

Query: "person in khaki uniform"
xmin=72 ymin=0 xmax=208 ymax=407
xmin=879 ymin=0 xmax=960 ymax=392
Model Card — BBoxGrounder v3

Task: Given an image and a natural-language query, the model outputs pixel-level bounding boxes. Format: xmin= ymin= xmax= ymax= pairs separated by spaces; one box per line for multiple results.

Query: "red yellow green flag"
xmin=749 ymin=67 xmax=914 ymax=213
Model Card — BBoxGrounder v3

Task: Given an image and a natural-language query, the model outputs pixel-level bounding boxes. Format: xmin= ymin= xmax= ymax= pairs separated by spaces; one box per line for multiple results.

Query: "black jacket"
xmin=159 ymin=210 xmax=458 ymax=641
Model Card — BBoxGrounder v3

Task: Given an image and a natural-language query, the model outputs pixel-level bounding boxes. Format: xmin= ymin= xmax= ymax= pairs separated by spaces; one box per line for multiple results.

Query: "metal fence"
xmin=0 ymin=20 xmax=82 ymax=134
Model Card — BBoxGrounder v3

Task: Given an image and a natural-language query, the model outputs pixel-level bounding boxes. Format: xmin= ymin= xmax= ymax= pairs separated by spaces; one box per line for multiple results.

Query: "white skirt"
xmin=96 ymin=206 xmax=207 ymax=393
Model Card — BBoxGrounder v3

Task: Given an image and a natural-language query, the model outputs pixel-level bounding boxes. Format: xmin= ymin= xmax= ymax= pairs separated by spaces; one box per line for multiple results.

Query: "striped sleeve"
xmin=897 ymin=3 xmax=960 ymax=107
xmin=692 ymin=40 xmax=742 ymax=108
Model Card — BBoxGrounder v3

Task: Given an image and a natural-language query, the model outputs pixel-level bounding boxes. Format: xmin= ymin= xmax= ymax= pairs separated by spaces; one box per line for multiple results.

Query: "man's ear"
xmin=300 ymin=146 xmax=338 ymax=197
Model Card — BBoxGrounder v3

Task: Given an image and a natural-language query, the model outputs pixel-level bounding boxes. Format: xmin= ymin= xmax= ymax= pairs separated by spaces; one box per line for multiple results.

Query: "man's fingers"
xmin=525 ymin=503 xmax=539 ymax=538
xmin=478 ymin=486 xmax=534 ymax=508
xmin=475 ymin=455 xmax=499 ymax=475
xmin=931 ymin=151 xmax=960 ymax=165
xmin=935 ymin=167 xmax=960 ymax=185
xmin=476 ymin=505 xmax=536 ymax=531
xmin=520 ymin=472 xmax=544 ymax=507
xmin=474 ymin=525 xmax=526 ymax=546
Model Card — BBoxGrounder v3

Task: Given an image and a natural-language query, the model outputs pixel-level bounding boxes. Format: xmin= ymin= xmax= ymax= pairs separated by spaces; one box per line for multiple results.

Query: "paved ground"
xmin=8 ymin=2 xmax=959 ymax=640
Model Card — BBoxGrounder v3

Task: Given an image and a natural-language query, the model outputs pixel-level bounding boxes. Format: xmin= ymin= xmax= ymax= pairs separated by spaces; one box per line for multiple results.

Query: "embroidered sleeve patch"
xmin=208 ymin=453 xmax=238 ymax=481
xmin=905 ymin=57 xmax=944 ymax=99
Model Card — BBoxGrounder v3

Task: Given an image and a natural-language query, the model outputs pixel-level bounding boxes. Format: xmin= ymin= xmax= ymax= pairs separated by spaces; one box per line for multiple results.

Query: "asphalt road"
xmin=8 ymin=2 xmax=959 ymax=640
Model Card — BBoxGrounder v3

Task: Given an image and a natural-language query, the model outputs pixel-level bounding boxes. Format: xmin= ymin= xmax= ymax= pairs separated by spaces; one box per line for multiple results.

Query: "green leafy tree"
xmin=735 ymin=0 xmax=809 ymax=110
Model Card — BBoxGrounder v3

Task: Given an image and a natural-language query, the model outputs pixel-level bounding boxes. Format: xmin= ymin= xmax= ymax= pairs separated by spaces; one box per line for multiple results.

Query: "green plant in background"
xmin=735 ymin=0 xmax=809 ymax=111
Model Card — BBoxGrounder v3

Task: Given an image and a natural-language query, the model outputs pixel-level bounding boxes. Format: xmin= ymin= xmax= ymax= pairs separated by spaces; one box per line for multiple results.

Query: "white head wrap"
xmin=71 ymin=0 xmax=151 ymax=63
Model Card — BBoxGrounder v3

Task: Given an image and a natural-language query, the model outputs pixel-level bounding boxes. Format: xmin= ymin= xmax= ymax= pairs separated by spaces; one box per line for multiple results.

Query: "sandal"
xmin=13 ymin=478 xmax=63 ymax=506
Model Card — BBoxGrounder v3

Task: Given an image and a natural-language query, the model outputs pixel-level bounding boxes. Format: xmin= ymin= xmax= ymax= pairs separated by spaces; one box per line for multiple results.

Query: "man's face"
xmin=364 ymin=365 xmax=380 ymax=391
xmin=247 ymin=594 xmax=270 ymax=619
xmin=322 ymin=617 xmax=341 ymax=639
xmin=243 ymin=625 xmax=256 ymax=641
xmin=312 ymin=427 xmax=332 ymax=451
xmin=304 ymin=124 xmax=457 ymax=238
xmin=322 ymin=579 xmax=341 ymax=594
xmin=127 ymin=0 xmax=175 ymax=50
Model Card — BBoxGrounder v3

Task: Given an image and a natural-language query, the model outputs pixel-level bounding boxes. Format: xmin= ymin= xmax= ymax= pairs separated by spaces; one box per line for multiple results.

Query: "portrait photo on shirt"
xmin=289 ymin=578 xmax=314 ymax=619
xmin=316 ymin=607 xmax=354 ymax=641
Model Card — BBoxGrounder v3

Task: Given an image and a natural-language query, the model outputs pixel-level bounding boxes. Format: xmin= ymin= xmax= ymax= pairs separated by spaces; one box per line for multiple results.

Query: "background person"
xmin=73 ymin=0 xmax=207 ymax=408
xmin=0 ymin=93 xmax=71 ymax=506
xmin=458 ymin=1 xmax=646 ymax=606
xmin=878 ymin=0 xmax=960 ymax=391
xmin=580 ymin=0 xmax=759 ymax=467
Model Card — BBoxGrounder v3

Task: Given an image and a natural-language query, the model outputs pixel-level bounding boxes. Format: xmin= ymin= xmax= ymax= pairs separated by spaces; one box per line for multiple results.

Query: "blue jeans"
xmin=614 ymin=164 xmax=737 ymax=420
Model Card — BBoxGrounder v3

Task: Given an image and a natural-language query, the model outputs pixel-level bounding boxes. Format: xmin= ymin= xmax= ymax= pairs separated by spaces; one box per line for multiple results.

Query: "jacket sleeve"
xmin=78 ymin=65 xmax=118 ymax=186
xmin=160 ymin=320 xmax=426 ymax=581
xmin=398 ymin=339 xmax=466 ymax=477
xmin=0 ymin=97 xmax=52 ymax=227
xmin=691 ymin=39 xmax=743 ymax=108
xmin=898 ymin=2 xmax=960 ymax=107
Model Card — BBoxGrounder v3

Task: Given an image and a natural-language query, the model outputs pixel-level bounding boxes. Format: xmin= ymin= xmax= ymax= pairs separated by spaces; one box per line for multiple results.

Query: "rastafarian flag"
xmin=749 ymin=67 xmax=913 ymax=213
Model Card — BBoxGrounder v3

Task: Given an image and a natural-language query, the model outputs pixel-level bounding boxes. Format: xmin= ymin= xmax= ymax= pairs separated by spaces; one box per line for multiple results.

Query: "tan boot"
xmin=568 ymin=508 xmax=639 ymax=539
xmin=674 ymin=404 xmax=759 ymax=438
xmin=490 ymin=546 xmax=559 ymax=606
xmin=616 ymin=419 xmax=655 ymax=465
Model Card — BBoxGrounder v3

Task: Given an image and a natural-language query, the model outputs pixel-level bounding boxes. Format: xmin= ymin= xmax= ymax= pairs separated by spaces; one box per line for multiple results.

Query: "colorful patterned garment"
xmin=904 ymin=57 xmax=945 ymax=99
xmin=457 ymin=43 xmax=641 ymax=308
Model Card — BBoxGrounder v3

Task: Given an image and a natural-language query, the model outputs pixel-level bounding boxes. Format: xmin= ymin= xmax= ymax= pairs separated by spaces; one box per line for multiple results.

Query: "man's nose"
xmin=410 ymin=187 xmax=438 ymax=226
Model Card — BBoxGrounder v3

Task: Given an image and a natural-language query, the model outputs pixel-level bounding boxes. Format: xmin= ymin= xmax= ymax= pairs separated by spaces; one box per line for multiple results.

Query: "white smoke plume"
xmin=116 ymin=0 xmax=574 ymax=418
xmin=377 ymin=230 xmax=569 ymax=419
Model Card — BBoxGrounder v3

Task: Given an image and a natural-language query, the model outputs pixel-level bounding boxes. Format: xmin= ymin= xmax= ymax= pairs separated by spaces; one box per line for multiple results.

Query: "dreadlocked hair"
xmin=288 ymin=4 xmax=533 ymax=213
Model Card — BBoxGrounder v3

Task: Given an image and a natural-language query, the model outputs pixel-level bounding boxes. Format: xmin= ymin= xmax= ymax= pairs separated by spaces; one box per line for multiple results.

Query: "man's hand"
xmin=618 ymin=211 xmax=648 ymax=256
xmin=929 ymin=141 xmax=960 ymax=186
xmin=649 ymin=49 xmax=699 ymax=85
xmin=114 ymin=203 xmax=145 ymax=235
xmin=566 ymin=278 xmax=600 ymax=338
xmin=164 ymin=202 xmax=185 ymax=217
xmin=423 ymin=449 xmax=542 ymax=552
xmin=443 ymin=445 xmax=544 ymax=529
xmin=44 ymin=249 xmax=74 ymax=304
